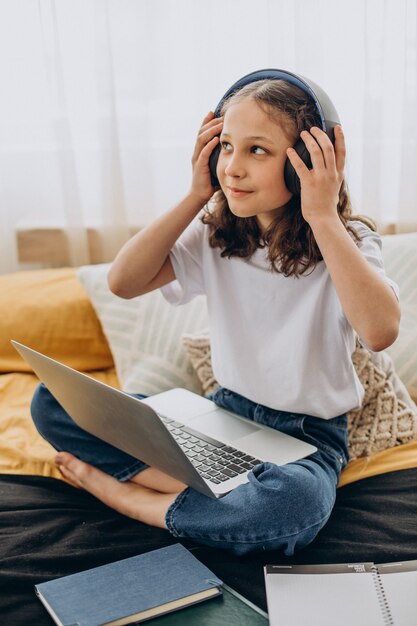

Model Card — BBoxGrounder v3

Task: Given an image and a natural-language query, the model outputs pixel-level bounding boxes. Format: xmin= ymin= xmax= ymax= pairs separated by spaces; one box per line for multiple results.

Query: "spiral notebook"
xmin=264 ymin=560 xmax=417 ymax=626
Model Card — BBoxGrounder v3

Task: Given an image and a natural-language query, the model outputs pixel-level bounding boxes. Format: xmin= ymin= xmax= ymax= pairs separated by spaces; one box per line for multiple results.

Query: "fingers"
xmin=197 ymin=113 xmax=223 ymax=141
xmin=333 ymin=125 xmax=346 ymax=174
xmin=288 ymin=126 xmax=345 ymax=177
xmin=286 ymin=145 xmax=308 ymax=177
xmin=198 ymin=134 xmax=220 ymax=164
xmin=202 ymin=111 xmax=215 ymax=124
xmin=300 ymin=128 xmax=329 ymax=170
xmin=192 ymin=113 xmax=223 ymax=163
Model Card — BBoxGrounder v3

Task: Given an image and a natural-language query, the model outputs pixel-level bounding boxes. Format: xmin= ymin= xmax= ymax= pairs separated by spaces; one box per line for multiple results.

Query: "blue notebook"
xmin=35 ymin=543 xmax=223 ymax=626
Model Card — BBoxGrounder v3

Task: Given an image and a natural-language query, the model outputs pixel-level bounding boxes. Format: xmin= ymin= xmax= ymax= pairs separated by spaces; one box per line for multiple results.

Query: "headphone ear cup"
xmin=284 ymin=138 xmax=313 ymax=196
xmin=208 ymin=141 xmax=221 ymax=188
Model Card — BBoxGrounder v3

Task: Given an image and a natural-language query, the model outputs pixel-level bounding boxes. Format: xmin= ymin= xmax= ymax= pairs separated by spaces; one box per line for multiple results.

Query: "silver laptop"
xmin=12 ymin=340 xmax=316 ymax=499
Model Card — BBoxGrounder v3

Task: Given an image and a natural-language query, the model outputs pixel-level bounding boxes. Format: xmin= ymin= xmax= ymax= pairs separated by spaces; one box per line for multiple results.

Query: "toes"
xmin=55 ymin=452 xmax=94 ymax=486
xmin=55 ymin=451 xmax=77 ymax=467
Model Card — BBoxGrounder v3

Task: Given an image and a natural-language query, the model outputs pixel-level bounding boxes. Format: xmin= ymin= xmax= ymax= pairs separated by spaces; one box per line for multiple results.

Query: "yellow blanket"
xmin=0 ymin=370 xmax=118 ymax=480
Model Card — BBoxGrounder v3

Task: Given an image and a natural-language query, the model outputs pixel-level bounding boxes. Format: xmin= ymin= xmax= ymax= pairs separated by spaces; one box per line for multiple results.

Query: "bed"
xmin=1 ymin=227 xmax=417 ymax=623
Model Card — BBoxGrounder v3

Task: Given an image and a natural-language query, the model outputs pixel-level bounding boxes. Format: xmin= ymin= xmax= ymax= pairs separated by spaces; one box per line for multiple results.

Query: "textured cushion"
xmin=181 ymin=330 xmax=417 ymax=461
xmin=349 ymin=346 xmax=417 ymax=457
xmin=77 ymin=264 xmax=208 ymax=396
xmin=0 ymin=268 xmax=113 ymax=373
xmin=381 ymin=232 xmax=417 ymax=402
xmin=181 ymin=329 xmax=217 ymax=396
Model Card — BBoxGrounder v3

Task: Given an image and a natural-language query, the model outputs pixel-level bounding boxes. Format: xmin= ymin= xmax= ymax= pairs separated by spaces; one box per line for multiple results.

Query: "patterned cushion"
xmin=349 ymin=346 xmax=417 ymax=458
xmin=77 ymin=264 xmax=208 ymax=396
xmin=381 ymin=232 xmax=417 ymax=402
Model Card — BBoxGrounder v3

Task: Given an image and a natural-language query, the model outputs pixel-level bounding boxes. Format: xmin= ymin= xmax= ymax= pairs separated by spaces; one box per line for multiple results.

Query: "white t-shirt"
xmin=160 ymin=217 xmax=399 ymax=419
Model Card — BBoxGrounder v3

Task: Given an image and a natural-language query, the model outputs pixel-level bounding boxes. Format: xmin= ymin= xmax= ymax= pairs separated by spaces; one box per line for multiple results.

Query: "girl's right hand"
xmin=189 ymin=111 xmax=223 ymax=204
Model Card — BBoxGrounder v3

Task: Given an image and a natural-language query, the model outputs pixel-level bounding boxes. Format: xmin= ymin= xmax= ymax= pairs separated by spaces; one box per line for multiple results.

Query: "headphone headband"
xmin=214 ymin=68 xmax=339 ymax=133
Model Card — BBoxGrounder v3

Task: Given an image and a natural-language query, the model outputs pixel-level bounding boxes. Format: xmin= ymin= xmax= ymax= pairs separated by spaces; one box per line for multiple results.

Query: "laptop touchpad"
xmin=189 ymin=409 xmax=260 ymax=442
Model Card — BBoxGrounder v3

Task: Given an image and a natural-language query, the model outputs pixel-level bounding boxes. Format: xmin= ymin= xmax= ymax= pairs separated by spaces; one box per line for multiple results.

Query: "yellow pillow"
xmin=0 ymin=267 xmax=113 ymax=372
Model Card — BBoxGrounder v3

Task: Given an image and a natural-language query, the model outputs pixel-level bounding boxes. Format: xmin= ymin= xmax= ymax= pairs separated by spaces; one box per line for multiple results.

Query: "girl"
xmin=31 ymin=74 xmax=400 ymax=556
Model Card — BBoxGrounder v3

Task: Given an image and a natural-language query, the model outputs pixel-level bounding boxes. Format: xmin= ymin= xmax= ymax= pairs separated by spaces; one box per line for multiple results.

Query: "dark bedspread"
xmin=1 ymin=469 xmax=417 ymax=624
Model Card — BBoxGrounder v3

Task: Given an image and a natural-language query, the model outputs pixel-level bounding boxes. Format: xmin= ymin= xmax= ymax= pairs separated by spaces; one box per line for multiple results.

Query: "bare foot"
xmin=55 ymin=452 xmax=180 ymax=528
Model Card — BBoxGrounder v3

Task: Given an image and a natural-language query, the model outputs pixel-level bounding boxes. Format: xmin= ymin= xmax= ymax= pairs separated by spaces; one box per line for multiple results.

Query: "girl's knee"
xmin=228 ymin=463 xmax=335 ymax=554
xmin=168 ymin=463 xmax=336 ymax=557
xmin=31 ymin=382 xmax=49 ymax=421
xmin=31 ymin=382 xmax=63 ymax=439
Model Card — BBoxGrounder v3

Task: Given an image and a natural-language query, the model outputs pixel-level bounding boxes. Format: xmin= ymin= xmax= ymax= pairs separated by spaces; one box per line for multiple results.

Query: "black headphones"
xmin=208 ymin=68 xmax=341 ymax=196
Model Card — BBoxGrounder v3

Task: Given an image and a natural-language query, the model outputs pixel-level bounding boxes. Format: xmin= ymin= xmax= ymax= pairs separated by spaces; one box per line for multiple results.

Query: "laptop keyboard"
xmin=159 ymin=415 xmax=262 ymax=484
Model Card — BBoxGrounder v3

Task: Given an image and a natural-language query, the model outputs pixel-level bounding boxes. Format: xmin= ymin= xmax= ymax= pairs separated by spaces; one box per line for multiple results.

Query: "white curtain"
xmin=0 ymin=0 xmax=416 ymax=274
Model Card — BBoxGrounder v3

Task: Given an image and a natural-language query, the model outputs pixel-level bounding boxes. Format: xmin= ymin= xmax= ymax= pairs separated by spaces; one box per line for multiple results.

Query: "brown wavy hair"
xmin=202 ymin=79 xmax=375 ymax=277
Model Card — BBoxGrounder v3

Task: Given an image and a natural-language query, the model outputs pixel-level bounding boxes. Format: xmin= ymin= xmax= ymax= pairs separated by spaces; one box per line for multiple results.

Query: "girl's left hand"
xmin=286 ymin=125 xmax=345 ymax=225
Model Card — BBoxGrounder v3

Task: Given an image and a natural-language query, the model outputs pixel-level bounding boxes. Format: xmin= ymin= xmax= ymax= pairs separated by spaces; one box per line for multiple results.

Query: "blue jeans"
xmin=31 ymin=383 xmax=349 ymax=556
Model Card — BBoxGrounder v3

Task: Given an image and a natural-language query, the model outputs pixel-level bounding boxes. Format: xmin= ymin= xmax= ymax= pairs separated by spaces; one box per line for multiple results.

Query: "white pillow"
xmin=381 ymin=232 xmax=417 ymax=402
xmin=77 ymin=264 xmax=208 ymax=396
